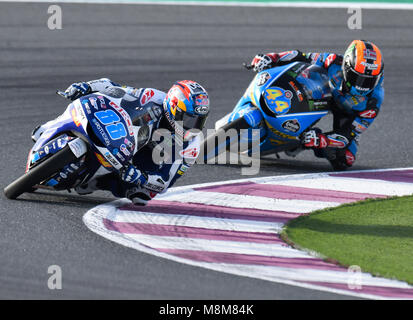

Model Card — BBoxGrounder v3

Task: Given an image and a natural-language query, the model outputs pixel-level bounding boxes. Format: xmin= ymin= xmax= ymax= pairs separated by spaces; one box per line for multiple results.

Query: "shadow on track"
xmin=200 ymin=157 xmax=378 ymax=174
xmin=14 ymin=191 xmax=115 ymax=209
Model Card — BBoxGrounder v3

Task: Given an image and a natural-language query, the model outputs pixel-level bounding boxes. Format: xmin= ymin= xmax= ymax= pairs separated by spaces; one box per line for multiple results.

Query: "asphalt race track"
xmin=1 ymin=2 xmax=412 ymax=299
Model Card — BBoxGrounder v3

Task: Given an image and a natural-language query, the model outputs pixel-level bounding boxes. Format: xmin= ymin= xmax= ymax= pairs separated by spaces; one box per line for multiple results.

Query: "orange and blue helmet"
xmin=163 ymin=80 xmax=210 ymax=137
xmin=342 ymin=40 xmax=384 ymax=96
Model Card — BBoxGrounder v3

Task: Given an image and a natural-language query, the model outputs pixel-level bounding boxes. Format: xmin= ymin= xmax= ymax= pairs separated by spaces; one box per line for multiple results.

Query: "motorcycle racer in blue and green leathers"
xmin=250 ymin=40 xmax=384 ymax=170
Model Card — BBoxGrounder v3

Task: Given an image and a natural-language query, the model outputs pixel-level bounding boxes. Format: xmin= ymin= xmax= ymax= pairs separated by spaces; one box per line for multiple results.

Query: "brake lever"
xmin=56 ymin=90 xmax=69 ymax=99
xmin=242 ymin=63 xmax=254 ymax=70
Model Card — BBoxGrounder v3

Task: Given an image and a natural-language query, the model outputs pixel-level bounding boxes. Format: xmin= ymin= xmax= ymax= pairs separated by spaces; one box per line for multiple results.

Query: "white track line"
xmin=163 ymin=191 xmax=340 ymax=213
xmin=106 ymin=209 xmax=282 ymax=233
xmin=264 ymin=176 xmax=413 ymax=196
xmin=158 ymin=167 xmax=413 ymax=194
xmin=119 ymin=234 xmax=313 ymax=258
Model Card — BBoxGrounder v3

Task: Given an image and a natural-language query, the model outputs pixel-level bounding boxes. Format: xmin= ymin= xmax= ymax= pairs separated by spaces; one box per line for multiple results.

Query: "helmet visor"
xmin=175 ymin=109 xmax=208 ymax=131
xmin=345 ymin=67 xmax=380 ymax=93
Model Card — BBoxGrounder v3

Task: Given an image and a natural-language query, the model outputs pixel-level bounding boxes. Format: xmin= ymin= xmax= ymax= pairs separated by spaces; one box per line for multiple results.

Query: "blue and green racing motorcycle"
xmin=202 ymin=62 xmax=336 ymax=166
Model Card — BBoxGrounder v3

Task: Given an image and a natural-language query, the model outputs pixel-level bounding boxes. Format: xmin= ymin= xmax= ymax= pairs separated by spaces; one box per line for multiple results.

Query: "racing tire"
xmin=200 ymin=116 xmax=251 ymax=162
xmin=4 ymin=145 xmax=78 ymax=199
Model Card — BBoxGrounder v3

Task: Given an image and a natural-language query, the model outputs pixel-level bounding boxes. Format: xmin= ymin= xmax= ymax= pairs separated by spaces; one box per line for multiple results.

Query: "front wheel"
xmin=4 ymin=145 xmax=78 ymax=199
xmin=200 ymin=116 xmax=253 ymax=163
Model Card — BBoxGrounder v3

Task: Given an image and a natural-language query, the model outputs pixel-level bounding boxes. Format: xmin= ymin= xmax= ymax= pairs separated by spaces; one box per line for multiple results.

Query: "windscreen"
xmin=295 ymin=64 xmax=332 ymax=101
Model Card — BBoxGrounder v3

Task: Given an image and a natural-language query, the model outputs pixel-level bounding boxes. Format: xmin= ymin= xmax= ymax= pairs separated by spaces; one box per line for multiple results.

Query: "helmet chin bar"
xmin=164 ymin=108 xmax=184 ymax=140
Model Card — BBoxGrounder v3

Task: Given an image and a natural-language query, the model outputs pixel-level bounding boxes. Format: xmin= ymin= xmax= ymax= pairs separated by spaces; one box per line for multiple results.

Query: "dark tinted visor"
xmin=345 ymin=67 xmax=380 ymax=92
xmin=175 ymin=109 xmax=208 ymax=130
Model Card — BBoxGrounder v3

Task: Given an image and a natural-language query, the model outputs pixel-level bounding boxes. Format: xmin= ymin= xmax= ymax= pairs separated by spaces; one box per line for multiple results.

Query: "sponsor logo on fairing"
xmin=95 ymin=152 xmax=112 ymax=168
xmin=288 ymin=81 xmax=304 ymax=102
xmin=97 ymin=96 xmax=106 ymax=109
xmin=266 ymin=122 xmax=296 ymax=140
xmin=72 ymin=103 xmax=87 ymax=128
xmin=82 ymin=100 xmax=92 ymax=114
xmin=116 ymin=152 xmax=125 ymax=162
xmin=124 ymin=138 xmax=134 ymax=149
xmin=256 ymin=72 xmax=271 ymax=86
xmin=71 ymin=109 xmax=81 ymax=127
xmin=104 ymin=151 xmax=121 ymax=168
xmin=120 ymin=144 xmax=131 ymax=156
xmin=282 ymin=119 xmax=301 ymax=133
xmin=89 ymin=97 xmax=99 ymax=110
xmin=92 ymin=119 xmax=111 ymax=146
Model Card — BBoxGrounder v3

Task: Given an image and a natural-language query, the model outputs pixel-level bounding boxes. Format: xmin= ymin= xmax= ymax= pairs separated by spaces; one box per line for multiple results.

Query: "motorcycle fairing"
xmin=28 ymin=92 xmax=139 ymax=190
xmin=219 ymin=62 xmax=332 ymax=154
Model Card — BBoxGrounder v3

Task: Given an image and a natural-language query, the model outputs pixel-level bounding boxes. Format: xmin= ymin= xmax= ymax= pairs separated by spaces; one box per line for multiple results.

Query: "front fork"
xmin=26 ymin=135 xmax=89 ymax=189
xmin=203 ymin=103 xmax=267 ymax=161
xmin=227 ymin=103 xmax=267 ymax=154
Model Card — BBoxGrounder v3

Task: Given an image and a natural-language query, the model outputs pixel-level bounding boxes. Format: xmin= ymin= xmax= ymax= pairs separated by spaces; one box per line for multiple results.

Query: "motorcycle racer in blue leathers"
xmin=250 ymin=40 xmax=384 ymax=170
xmin=32 ymin=78 xmax=210 ymax=205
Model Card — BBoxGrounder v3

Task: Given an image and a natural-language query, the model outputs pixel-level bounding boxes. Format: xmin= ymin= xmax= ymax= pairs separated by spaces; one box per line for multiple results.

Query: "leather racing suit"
xmin=36 ymin=78 xmax=201 ymax=205
xmin=254 ymin=50 xmax=384 ymax=169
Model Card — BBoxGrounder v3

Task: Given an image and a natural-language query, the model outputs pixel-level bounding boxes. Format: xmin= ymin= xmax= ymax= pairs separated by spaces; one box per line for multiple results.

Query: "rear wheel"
xmin=4 ymin=145 xmax=78 ymax=199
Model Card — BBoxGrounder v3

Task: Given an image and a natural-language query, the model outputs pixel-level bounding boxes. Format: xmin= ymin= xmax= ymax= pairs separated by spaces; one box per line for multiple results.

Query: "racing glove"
xmin=302 ymin=130 xmax=328 ymax=148
xmin=120 ymin=164 xmax=148 ymax=186
xmin=120 ymin=164 xmax=167 ymax=193
xmin=251 ymin=53 xmax=279 ymax=72
xmin=63 ymin=82 xmax=92 ymax=101
xmin=303 ymin=130 xmax=350 ymax=149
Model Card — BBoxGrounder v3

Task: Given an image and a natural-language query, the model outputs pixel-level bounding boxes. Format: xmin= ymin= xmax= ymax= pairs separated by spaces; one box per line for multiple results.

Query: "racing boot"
xmin=125 ymin=187 xmax=156 ymax=206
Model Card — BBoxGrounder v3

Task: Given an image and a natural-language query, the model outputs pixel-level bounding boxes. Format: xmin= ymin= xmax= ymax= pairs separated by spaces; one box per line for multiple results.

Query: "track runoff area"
xmin=4 ymin=0 xmax=413 ymax=303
